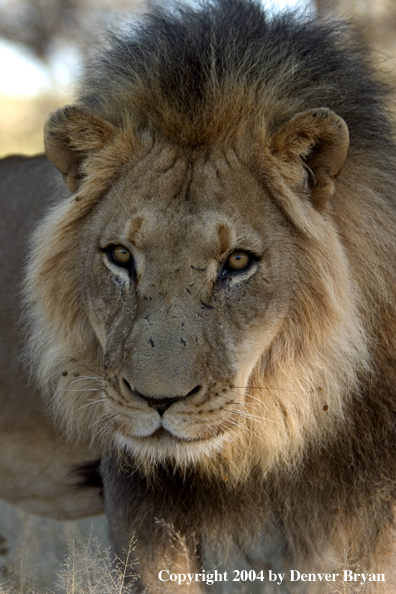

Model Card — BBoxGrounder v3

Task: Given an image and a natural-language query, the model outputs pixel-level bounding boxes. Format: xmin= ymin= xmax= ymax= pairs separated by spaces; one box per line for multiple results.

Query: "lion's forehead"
xmin=98 ymin=142 xmax=274 ymax=256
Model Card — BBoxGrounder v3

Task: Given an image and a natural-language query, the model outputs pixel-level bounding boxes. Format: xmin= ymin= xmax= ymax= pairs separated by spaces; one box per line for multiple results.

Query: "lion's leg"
xmin=0 ymin=406 xmax=104 ymax=520
xmin=101 ymin=455 xmax=204 ymax=594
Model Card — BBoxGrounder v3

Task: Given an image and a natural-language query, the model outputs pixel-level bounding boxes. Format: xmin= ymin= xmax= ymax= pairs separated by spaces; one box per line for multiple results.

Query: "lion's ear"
xmin=271 ymin=108 xmax=349 ymax=210
xmin=44 ymin=105 xmax=117 ymax=193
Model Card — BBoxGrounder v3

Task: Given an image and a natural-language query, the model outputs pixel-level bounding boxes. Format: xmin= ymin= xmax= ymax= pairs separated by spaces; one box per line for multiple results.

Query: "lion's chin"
xmin=145 ymin=426 xmax=213 ymax=443
xmin=114 ymin=428 xmax=228 ymax=467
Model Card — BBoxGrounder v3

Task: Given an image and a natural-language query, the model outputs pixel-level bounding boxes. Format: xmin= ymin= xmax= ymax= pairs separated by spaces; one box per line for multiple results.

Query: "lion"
xmin=1 ymin=0 xmax=396 ymax=591
xmin=0 ymin=155 xmax=103 ymax=520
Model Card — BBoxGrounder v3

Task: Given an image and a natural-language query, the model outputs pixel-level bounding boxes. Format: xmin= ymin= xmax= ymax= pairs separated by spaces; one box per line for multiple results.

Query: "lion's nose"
xmin=137 ymin=395 xmax=181 ymax=416
xmin=122 ymin=379 xmax=201 ymax=416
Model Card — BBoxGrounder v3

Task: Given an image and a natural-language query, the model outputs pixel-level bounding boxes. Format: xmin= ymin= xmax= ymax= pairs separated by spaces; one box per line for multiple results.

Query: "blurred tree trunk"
xmin=0 ymin=0 xmax=142 ymax=62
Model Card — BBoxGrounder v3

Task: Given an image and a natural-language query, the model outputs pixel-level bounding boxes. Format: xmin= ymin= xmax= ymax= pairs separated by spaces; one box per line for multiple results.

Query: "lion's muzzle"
xmin=121 ymin=380 xmax=202 ymax=416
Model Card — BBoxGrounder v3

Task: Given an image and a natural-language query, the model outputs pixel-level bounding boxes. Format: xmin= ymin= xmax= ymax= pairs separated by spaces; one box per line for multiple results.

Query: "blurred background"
xmin=0 ymin=0 xmax=396 ymax=157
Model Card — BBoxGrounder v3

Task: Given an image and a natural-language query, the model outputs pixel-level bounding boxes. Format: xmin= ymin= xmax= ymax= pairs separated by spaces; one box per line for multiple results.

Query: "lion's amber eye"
xmin=107 ymin=245 xmax=133 ymax=268
xmin=112 ymin=246 xmax=131 ymax=264
xmin=226 ymin=251 xmax=251 ymax=272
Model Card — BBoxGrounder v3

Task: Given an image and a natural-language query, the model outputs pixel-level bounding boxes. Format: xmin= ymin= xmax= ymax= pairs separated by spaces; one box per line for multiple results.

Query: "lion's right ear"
xmin=44 ymin=105 xmax=117 ymax=193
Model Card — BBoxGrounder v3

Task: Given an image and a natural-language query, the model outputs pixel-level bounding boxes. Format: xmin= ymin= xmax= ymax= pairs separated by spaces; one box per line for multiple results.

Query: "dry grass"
xmin=0 ymin=503 xmax=390 ymax=594
xmin=0 ymin=537 xmax=139 ymax=594
xmin=0 ymin=537 xmax=138 ymax=594
xmin=0 ymin=500 xmax=141 ymax=594
xmin=0 ymin=532 xmax=139 ymax=594
xmin=54 ymin=536 xmax=138 ymax=594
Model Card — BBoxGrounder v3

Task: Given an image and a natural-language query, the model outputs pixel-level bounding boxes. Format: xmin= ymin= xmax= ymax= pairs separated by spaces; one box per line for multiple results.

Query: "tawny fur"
xmin=20 ymin=0 xmax=396 ymax=588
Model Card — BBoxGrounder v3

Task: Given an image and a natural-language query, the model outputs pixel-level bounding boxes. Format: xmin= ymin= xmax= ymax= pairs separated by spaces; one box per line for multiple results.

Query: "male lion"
xmin=1 ymin=0 xmax=396 ymax=591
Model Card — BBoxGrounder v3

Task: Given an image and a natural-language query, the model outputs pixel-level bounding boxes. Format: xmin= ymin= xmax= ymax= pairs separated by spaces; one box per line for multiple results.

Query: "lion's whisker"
xmin=236 ymin=410 xmax=281 ymax=425
xmin=91 ymin=416 xmax=118 ymax=442
xmin=74 ymin=398 xmax=108 ymax=412
xmin=62 ymin=388 xmax=103 ymax=393
xmin=88 ymin=409 xmax=115 ymax=428
xmin=210 ymin=410 xmax=262 ymax=441
xmin=232 ymin=386 xmax=311 ymax=394
xmin=68 ymin=376 xmax=104 ymax=385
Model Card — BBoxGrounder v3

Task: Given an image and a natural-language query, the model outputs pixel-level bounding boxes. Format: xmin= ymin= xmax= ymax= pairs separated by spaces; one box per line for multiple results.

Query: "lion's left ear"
xmin=44 ymin=105 xmax=117 ymax=193
xmin=270 ymin=108 xmax=349 ymax=210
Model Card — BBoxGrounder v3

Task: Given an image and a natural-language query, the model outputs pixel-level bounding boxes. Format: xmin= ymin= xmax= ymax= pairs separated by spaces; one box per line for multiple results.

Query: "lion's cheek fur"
xmin=25 ymin=156 xmax=370 ymax=483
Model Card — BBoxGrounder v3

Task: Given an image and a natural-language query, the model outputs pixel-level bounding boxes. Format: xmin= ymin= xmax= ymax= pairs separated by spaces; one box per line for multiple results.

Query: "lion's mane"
xmin=24 ymin=0 xmax=396 ymax=564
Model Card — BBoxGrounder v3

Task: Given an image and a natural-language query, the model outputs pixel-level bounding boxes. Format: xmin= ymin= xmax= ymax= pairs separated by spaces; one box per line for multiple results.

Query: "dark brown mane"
xmin=79 ymin=0 xmax=395 ymax=155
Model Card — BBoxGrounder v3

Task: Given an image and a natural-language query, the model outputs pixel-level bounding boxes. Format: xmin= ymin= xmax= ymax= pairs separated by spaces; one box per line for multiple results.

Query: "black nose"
xmin=139 ymin=395 xmax=182 ymax=416
xmin=122 ymin=380 xmax=201 ymax=416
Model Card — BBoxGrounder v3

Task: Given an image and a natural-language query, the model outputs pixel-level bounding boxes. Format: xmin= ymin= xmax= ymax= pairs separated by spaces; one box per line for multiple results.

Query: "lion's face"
xmin=82 ymin=142 xmax=295 ymax=461
xmin=29 ymin=105 xmax=367 ymax=477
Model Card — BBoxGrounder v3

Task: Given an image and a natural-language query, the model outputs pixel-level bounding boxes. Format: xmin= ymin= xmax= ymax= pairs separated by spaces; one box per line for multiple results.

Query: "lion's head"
xmin=25 ymin=0 xmax=395 ymax=489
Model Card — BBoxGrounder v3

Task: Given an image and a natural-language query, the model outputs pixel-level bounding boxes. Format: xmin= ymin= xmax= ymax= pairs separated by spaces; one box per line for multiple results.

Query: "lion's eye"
xmin=112 ymin=246 xmax=131 ymax=264
xmin=105 ymin=245 xmax=133 ymax=269
xmin=225 ymin=251 xmax=251 ymax=272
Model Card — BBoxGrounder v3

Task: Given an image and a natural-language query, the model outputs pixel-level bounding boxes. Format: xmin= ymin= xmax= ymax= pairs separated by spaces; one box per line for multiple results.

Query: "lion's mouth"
xmin=137 ymin=426 xmax=227 ymax=443
xmin=108 ymin=385 xmax=241 ymax=450
xmin=114 ymin=421 xmax=231 ymax=466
